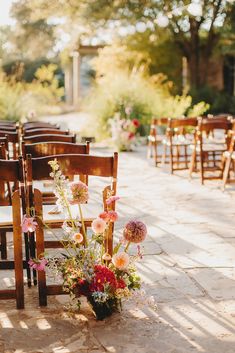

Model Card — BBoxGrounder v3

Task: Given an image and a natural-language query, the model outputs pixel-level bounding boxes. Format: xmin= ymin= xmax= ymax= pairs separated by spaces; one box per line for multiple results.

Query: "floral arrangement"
xmin=24 ymin=159 xmax=155 ymax=320
xmin=110 ymin=107 xmax=140 ymax=152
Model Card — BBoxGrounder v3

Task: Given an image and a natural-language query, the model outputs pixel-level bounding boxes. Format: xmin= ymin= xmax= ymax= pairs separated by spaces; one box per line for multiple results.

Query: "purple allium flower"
xmin=123 ymin=220 xmax=147 ymax=243
xmin=69 ymin=181 xmax=88 ymax=204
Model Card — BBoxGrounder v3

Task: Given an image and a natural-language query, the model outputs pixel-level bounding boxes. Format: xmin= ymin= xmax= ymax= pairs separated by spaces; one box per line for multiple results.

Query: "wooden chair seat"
xmin=43 ymin=202 xmax=102 ymax=225
xmin=148 ymin=135 xmax=164 ymax=143
xmin=163 ymin=135 xmax=193 ymax=146
xmin=190 ymin=143 xmax=227 ymax=152
xmin=0 ymin=202 xmax=102 ymax=227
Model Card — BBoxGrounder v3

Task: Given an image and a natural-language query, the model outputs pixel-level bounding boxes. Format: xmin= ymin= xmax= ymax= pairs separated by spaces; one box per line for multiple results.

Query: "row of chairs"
xmin=0 ymin=120 xmax=118 ymax=309
xmin=147 ymin=115 xmax=235 ymax=186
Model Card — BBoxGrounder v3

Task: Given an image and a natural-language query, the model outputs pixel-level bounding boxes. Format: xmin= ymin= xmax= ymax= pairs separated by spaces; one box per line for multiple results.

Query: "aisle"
xmin=0 ymin=146 xmax=235 ymax=353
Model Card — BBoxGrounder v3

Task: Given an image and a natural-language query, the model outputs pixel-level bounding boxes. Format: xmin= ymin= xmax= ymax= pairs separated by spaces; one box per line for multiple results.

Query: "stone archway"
xmin=64 ymin=45 xmax=104 ymax=107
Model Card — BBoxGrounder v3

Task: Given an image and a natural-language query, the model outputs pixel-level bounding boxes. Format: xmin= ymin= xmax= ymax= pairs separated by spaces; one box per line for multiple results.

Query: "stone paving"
xmin=1 ymin=143 xmax=235 ymax=353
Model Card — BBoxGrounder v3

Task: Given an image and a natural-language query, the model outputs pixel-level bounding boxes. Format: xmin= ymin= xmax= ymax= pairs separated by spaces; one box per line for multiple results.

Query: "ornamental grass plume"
xmin=106 ymin=195 xmax=120 ymax=205
xmin=123 ymin=220 xmax=147 ymax=243
xmin=70 ymin=181 xmax=88 ymax=204
xmin=99 ymin=210 xmax=118 ymax=222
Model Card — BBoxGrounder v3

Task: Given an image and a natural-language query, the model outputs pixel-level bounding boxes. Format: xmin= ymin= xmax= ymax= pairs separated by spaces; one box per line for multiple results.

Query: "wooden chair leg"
xmin=24 ymin=233 xmax=32 ymax=287
xmin=147 ymin=141 xmax=152 ymax=159
xmin=222 ymin=156 xmax=232 ymax=191
xmin=170 ymin=145 xmax=174 ymax=174
xmin=12 ymin=191 xmax=24 ymax=309
xmin=200 ymin=151 xmax=205 ymax=185
xmin=0 ymin=231 xmax=7 ymax=260
xmin=161 ymin=144 xmax=167 ymax=167
xmin=184 ymin=145 xmax=188 ymax=169
xmin=189 ymin=149 xmax=196 ymax=179
xmin=35 ymin=189 xmax=47 ymax=306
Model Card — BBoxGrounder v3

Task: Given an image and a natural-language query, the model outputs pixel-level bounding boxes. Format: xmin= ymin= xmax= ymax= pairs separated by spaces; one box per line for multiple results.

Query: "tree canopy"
xmin=9 ymin=0 xmax=235 ymax=88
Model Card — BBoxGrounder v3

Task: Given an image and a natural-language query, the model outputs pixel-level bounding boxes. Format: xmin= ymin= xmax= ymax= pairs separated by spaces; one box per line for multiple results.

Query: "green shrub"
xmin=190 ymin=85 xmax=235 ymax=115
xmin=84 ymin=69 xmax=209 ymax=139
xmin=0 ymin=64 xmax=64 ymax=121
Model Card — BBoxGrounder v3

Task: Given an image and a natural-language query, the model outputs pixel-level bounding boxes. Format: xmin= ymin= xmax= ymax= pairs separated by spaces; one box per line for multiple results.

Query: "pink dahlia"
xmin=123 ymin=220 xmax=147 ymax=243
xmin=90 ymin=265 xmax=117 ymax=292
xmin=132 ymin=119 xmax=140 ymax=128
xmin=28 ymin=258 xmax=48 ymax=271
xmin=70 ymin=181 xmax=88 ymax=204
xmin=108 ymin=211 xmax=118 ymax=222
xmin=21 ymin=215 xmax=37 ymax=233
xmin=91 ymin=217 xmax=106 ymax=234
xmin=106 ymin=195 xmax=120 ymax=205
xmin=99 ymin=211 xmax=110 ymax=222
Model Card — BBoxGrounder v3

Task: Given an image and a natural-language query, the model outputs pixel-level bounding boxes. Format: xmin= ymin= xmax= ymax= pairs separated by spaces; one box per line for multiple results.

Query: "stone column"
xmin=64 ymin=63 xmax=73 ymax=105
xmin=72 ymin=51 xmax=81 ymax=107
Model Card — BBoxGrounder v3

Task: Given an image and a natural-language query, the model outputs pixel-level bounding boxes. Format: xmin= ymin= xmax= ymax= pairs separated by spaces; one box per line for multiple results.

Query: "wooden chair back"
xmin=22 ymin=141 xmax=89 ymax=157
xmin=22 ymin=141 xmax=90 ymax=185
xmin=23 ymin=128 xmax=69 ymax=137
xmin=169 ymin=117 xmax=198 ymax=129
xmin=23 ymin=122 xmax=58 ymax=130
xmin=0 ymin=125 xmax=17 ymax=131
xmin=23 ymin=134 xmax=76 ymax=144
xmin=0 ymin=139 xmax=11 ymax=205
xmin=198 ymin=118 xmax=232 ymax=136
xmin=0 ymin=158 xmax=24 ymax=308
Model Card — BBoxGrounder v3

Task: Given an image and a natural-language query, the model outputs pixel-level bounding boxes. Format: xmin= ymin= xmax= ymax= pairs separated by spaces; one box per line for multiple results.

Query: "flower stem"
xmin=124 ymin=241 xmax=131 ymax=253
xmin=78 ymin=204 xmax=88 ymax=247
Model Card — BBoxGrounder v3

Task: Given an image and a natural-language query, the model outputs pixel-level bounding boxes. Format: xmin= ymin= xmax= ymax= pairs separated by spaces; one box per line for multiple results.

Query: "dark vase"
xmin=87 ymin=296 xmax=120 ymax=320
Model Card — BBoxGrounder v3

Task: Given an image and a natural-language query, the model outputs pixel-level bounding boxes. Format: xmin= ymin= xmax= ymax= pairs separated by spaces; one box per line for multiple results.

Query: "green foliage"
xmin=84 ymin=68 xmax=209 ymax=139
xmin=2 ymin=58 xmax=64 ymax=86
xmin=0 ymin=65 xmax=64 ymax=121
xmin=191 ymin=85 xmax=235 ymax=115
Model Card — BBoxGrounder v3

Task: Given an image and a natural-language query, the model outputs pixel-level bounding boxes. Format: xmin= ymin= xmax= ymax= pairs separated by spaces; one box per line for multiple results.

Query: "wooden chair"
xmin=161 ymin=117 xmax=198 ymax=173
xmin=0 ymin=130 xmax=19 ymax=159
xmin=23 ymin=128 xmax=70 ymax=137
xmin=147 ymin=118 xmax=168 ymax=165
xmin=0 ymin=158 xmax=24 ymax=309
xmin=222 ymin=130 xmax=235 ymax=190
xmin=23 ymin=134 xmax=76 ymax=144
xmin=189 ymin=119 xmax=232 ymax=184
xmin=26 ymin=153 xmax=118 ymax=306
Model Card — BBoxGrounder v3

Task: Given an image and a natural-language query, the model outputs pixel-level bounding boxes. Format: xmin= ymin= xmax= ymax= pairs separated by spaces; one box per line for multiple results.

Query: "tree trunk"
xmin=187 ymin=51 xmax=201 ymax=88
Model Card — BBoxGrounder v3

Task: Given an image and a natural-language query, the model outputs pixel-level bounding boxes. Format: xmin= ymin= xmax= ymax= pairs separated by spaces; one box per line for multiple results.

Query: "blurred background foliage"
xmin=0 ymin=0 xmax=234 ymax=128
xmin=0 ymin=64 xmax=64 ymax=121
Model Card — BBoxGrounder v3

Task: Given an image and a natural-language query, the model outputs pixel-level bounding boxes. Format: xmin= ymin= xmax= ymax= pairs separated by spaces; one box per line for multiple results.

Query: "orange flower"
xmin=112 ymin=252 xmax=130 ymax=270
xmin=72 ymin=232 xmax=84 ymax=244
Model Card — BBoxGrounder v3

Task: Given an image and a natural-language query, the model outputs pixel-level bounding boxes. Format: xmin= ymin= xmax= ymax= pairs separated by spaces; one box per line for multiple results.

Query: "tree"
xmin=10 ymin=0 xmax=235 ymax=88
